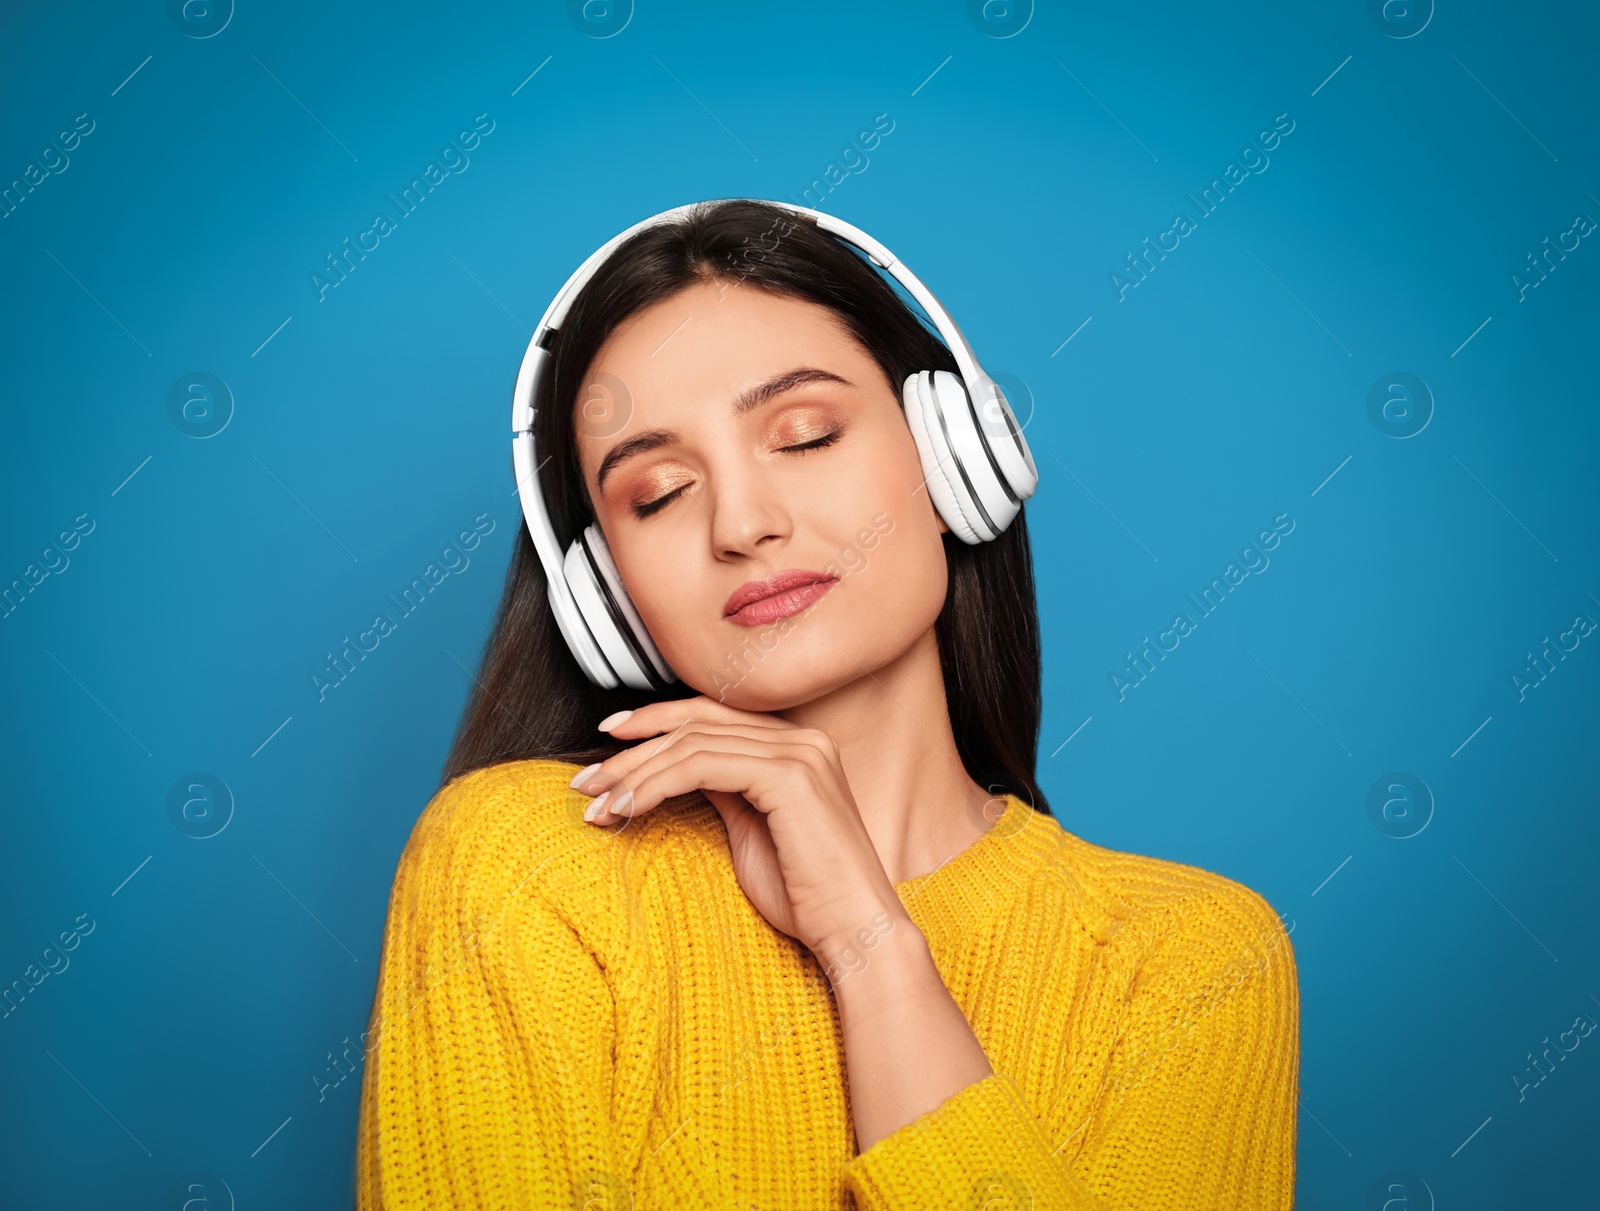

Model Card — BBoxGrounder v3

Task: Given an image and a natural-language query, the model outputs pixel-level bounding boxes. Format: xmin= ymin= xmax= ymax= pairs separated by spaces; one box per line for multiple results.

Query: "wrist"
xmin=811 ymin=905 xmax=926 ymax=994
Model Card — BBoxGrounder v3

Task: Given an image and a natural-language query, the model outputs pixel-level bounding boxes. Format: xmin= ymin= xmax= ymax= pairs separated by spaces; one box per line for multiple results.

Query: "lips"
xmin=723 ymin=569 xmax=839 ymax=627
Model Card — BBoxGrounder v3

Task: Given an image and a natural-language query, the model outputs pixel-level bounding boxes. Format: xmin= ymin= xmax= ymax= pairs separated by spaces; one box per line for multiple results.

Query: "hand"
xmin=569 ymin=695 xmax=905 ymax=963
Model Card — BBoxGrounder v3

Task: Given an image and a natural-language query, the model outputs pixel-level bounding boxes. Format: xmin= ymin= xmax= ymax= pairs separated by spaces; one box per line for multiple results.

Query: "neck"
xmin=779 ymin=626 xmax=990 ymax=885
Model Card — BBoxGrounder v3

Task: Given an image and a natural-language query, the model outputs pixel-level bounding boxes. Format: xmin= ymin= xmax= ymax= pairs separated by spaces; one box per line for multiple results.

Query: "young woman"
xmin=355 ymin=199 xmax=1299 ymax=1210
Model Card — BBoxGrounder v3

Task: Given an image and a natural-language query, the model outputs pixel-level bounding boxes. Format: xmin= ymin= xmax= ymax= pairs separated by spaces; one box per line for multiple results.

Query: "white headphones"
xmin=511 ymin=198 xmax=1040 ymax=691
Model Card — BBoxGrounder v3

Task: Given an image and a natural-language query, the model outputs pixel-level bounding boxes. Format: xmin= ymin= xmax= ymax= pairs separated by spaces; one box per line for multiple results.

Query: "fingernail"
xmin=597 ymin=710 xmax=634 ymax=732
xmin=583 ymin=792 xmax=610 ymax=823
xmin=569 ymin=762 xmax=602 ymax=790
xmin=610 ymin=788 xmax=634 ymax=815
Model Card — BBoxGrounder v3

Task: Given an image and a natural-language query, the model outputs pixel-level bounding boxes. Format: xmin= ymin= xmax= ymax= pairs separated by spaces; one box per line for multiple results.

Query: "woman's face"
xmin=572 ymin=277 xmax=950 ymax=711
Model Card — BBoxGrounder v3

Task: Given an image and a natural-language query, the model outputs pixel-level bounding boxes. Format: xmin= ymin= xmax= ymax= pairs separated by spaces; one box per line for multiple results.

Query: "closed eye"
xmin=630 ymin=430 xmax=843 ymax=519
xmin=632 ymin=484 xmax=690 ymax=519
xmin=778 ymin=430 xmax=842 ymax=454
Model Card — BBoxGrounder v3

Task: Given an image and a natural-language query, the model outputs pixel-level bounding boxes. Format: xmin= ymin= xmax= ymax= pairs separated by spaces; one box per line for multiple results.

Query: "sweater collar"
xmin=890 ymin=793 xmax=1059 ymax=926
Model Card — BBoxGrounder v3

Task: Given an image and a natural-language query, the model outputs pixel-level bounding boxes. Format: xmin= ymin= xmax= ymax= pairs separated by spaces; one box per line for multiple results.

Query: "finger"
xmin=575 ymin=721 xmax=808 ymax=795
xmin=588 ymin=736 xmax=820 ymax=825
xmin=592 ymin=731 xmax=811 ymax=817
xmin=597 ymin=742 xmax=817 ymax=824
xmin=570 ymin=714 xmax=699 ymax=797
xmin=598 ymin=694 xmax=792 ymax=739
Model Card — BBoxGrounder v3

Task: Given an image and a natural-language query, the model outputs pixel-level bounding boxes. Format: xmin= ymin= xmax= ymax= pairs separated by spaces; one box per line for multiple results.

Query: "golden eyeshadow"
xmin=768 ymin=408 xmax=841 ymax=447
xmin=611 ymin=405 xmax=846 ymax=515
xmin=628 ymin=467 xmax=694 ymax=507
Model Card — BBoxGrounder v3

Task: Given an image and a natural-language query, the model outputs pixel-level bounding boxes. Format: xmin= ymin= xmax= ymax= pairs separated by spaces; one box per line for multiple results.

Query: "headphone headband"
xmin=509 ymin=198 xmax=1039 ymax=690
xmin=513 ymin=200 xmax=994 ymax=436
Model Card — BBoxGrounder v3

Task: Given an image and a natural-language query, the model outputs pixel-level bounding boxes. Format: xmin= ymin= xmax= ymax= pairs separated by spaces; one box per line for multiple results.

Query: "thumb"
xmin=702 ymin=788 xmax=754 ymax=828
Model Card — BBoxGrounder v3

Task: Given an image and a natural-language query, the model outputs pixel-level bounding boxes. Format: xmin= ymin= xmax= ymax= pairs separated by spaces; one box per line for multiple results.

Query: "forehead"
xmin=581 ymin=281 xmax=873 ymax=427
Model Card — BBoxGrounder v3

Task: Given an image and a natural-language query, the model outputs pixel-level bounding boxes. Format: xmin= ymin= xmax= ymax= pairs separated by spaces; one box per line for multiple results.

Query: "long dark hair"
xmin=442 ymin=199 xmax=1051 ymax=817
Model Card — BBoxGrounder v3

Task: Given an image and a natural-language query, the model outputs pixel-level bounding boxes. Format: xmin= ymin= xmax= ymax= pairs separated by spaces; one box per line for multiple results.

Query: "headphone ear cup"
xmin=930 ymin=369 xmax=1026 ymax=541
xmin=966 ymin=371 xmax=1040 ymax=503
xmin=903 ymin=370 xmax=983 ymax=544
xmin=582 ymin=524 xmax=676 ymax=685
xmin=561 ymin=538 xmax=641 ymax=688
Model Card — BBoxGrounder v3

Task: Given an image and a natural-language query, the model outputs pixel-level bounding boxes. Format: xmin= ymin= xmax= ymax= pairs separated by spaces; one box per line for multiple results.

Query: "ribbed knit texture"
xmin=356 ymin=759 xmax=1299 ymax=1210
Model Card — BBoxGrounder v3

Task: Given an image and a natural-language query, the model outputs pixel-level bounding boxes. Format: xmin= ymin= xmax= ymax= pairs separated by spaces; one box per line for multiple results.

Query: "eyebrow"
xmin=593 ymin=366 xmax=853 ymax=492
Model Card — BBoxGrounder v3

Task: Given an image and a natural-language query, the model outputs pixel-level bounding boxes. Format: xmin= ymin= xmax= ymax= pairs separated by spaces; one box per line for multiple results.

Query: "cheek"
xmin=853 ymin=509 xmax=947 ymax=626
xmin=837 ymin=446 xmax=946 ymax=589
xmin=612 ymin=542 xmax=696 ymax=647
xmin=816 ymin=470 xmax=947 ymax=641
xmin=824 ymin=423 xmax=926 ymax=533
xmin=609 ymin=534 xmax=737 ymax=685
xmin=802 ymin=423 xmax=949 ymax=626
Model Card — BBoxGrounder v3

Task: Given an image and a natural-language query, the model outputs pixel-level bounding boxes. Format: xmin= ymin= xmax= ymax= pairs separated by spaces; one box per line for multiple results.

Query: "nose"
xmin=705 ymin=454 xmax=791 ymax=561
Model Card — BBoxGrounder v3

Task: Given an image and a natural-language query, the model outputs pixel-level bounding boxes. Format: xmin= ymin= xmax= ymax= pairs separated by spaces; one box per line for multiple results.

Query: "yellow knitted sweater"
xmin=356 ymin=759 xmax=1299 ymax=1210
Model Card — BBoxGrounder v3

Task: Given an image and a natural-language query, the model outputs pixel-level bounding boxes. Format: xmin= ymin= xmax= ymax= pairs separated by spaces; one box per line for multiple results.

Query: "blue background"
xmin=3 ymin=1 xmax=1596 ymax=1206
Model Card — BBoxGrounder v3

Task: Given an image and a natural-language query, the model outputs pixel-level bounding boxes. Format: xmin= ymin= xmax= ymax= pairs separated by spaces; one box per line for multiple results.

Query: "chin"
xmin=684 ymin=607 xmax=927 ymax=712
xmin=689 ymin=649 xmax=853 ymax=712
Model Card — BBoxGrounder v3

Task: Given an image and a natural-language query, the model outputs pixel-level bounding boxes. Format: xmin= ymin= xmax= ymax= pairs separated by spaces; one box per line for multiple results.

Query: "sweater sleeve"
xmin=355 ymin=787 xmax=626 ymax=1210
xmin=842 ymin=887 xmax=1300 ymax=1211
